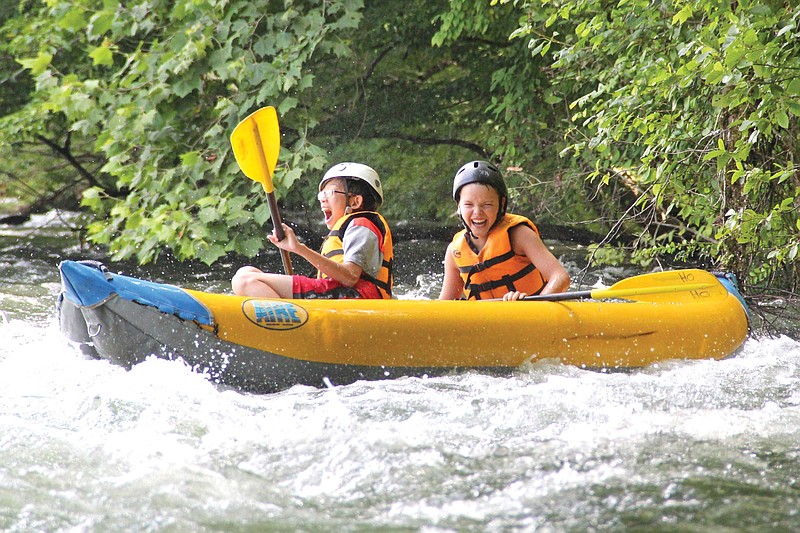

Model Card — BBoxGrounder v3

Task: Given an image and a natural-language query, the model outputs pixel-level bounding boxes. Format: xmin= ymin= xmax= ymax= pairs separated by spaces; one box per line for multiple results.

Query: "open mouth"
xmin=322 ymin=208 xmax=333 ymax=225
xmin=470 ymin=219 xmax=488 ymax=230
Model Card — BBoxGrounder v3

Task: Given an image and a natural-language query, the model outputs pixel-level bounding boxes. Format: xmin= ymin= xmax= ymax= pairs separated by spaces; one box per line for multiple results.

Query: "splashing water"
xmin=2 ymin=213 xmax=800 ymax=530
xmin=2 ymin=309 xmax=800 ymax=531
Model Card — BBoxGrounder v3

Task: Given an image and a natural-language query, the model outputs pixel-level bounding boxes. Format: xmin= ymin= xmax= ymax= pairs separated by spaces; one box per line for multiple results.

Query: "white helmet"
xmin=319 ymin=162 xmax=383 ymax=208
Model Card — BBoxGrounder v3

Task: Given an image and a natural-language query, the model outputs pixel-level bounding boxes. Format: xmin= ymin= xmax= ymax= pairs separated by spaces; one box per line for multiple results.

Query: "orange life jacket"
xmin=450 ymin=213 xmax=546 ymax=300
xmin=319 ymin=211 xmax=394 ymax=299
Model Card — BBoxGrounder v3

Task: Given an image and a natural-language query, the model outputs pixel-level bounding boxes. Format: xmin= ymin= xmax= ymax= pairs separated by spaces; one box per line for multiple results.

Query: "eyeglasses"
xmin=317 ymin=190 xmax=349 ymax=201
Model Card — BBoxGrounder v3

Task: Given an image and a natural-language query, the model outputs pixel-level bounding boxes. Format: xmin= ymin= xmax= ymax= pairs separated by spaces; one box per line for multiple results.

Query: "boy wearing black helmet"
xmin=232 ymin=162 xmax=393 ymax=299
xmin=439 ymin=161 xmax=570 ymax=301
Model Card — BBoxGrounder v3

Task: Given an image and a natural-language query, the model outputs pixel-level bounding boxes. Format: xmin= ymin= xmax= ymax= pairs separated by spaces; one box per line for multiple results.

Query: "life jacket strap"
xmin=465 ymin=262 xmax=538 ymax=300
xmin=457 ymin=249 xmax=515 ymax=275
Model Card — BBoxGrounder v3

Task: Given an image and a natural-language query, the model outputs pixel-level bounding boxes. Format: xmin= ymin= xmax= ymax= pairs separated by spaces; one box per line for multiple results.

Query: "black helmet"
xmin=452 ymin=160 xmax=507 ymax=216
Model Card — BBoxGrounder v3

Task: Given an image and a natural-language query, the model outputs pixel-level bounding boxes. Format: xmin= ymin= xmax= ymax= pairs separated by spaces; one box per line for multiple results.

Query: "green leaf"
xmin=672 ymin=5 xmax=693 ymax=25
xmin=58 ymin=8 xmax=86 ymax=31
xmin=17 ymin=52 xmax=53 ymax=75
xmin=172 ymin=76 xmax=201 ymax=98
xmin=775 ymin=110 xmax=789 ymax=129
xmin=705 ymin=62 xmax=726 ymax=85
xmin=198 ymin=243 xmax=227 ymax=265
xmin=180 ymin=151 xmax=200 ymax=166
xmin=724 ymin=42 xmax=747 ymax=68
xmin=543 ymin=93 xmax=562 ymax=104
xmin=233 ymin=236 xmax=259 ymax=258
xmin=89 ymin=45 xmax=114 ymax=66
xmin=88 ymin=11 xmax=115 ymax=38
xmin=278 ymin=97 xmax=298 ymax=115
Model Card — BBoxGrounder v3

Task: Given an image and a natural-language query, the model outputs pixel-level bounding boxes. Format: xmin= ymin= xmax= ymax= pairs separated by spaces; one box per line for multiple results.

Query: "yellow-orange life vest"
xmin=319 ymin=211 xmax=394 ymax=299
xmin=450 ymin=213 xmax=546 ymax=300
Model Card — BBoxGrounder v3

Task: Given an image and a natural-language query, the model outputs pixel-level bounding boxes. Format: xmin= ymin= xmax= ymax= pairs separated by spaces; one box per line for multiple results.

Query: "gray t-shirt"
xmin=342 ymin=225 xmax=382 ymax=278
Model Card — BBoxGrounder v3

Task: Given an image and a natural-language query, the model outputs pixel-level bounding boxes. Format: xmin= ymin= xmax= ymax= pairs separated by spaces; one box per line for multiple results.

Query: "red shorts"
xmin=291 ymin=275 xmax=381 ymax=299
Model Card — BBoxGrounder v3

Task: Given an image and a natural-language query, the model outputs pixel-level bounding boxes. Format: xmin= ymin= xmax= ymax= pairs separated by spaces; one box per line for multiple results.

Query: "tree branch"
xmin=362 ymin=45 xmax=394 ymax=85
xmin=34 ymin=132 xmax=109 ymax=191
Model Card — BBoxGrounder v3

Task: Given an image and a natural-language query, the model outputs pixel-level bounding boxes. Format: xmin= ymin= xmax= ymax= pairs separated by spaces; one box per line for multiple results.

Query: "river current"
xmin=2 ymin=212 xmax=800 ymax=531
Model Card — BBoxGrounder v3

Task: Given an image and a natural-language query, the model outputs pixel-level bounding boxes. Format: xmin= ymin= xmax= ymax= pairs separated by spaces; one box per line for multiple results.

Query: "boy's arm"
xmin=510 ymin=225 xmax=571 ymax=295
xmin=294 ymin=244 xmax=364 ymax=286
xmin=269 ymin=223 xmax=364 ymax=286
xmin=438 ymin=244 xmax=465 ymax=300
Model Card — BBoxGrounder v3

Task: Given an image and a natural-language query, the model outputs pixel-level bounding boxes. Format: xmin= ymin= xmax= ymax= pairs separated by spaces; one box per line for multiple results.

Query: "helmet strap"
xmin=457 ymin=211 xmax=477 ymax=240
xmin=343 ymin=179 xmax=352 ymax=214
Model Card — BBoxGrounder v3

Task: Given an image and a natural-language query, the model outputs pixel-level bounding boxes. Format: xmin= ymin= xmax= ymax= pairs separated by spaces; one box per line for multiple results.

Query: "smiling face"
xmin=319 ymin=178 xmax=350 ymax=229
xmin=457 ymin=182 xmax=501 ymax=240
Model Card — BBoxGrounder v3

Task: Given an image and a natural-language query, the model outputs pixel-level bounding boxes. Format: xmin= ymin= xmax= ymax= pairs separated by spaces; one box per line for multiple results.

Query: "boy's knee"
xmin=231 ymin=266 xmax=260 ymax=295
xmin=234 ymin=265 xmax=260 ymax=277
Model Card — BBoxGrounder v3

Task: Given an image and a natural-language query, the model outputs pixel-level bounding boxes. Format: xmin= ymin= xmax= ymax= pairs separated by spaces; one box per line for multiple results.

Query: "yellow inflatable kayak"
xmin=57 ymin=260 xmax=750 ymax=393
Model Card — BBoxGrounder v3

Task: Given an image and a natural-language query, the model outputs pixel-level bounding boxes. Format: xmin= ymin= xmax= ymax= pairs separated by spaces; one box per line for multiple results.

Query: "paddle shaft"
xmin=521 ymin=282 xmax=715 ymax=301
xmin=251 ymin=120 xmax=293 ymax=275
xmin=522 ymin=290 xmax=594 ymax=302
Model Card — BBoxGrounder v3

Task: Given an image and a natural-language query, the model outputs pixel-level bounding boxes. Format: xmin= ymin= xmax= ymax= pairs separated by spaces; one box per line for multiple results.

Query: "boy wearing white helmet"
xmin=439 ymin=160 xmax=570 ymax=301
xmin=232 ymin=162 xmax=393 ymax=299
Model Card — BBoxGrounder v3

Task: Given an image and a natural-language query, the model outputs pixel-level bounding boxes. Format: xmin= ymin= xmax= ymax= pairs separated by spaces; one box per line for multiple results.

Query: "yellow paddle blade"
xmin=596 ymin=269 xmax=728 ymax=303
xmin=230 ymin=106 xmax=280 ymax=193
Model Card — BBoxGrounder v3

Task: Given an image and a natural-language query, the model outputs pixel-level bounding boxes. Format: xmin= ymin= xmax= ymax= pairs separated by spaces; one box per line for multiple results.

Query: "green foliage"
xmin=283 ymin=1 xmax=564 ymax=228
xmin=1 ymin=0 xmax=363 ymax=264
xmin=431 ymin=1 xmax=571 ymax=168
xmin=2 ymin=0 xmax=798 ymax=291
xmin=436 ymin=0 xmax=800 ymax=288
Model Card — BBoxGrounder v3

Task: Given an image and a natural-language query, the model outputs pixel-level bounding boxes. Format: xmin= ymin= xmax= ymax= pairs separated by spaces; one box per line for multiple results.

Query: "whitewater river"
xmin=2 ymin=212 xmax=800 ymax=531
